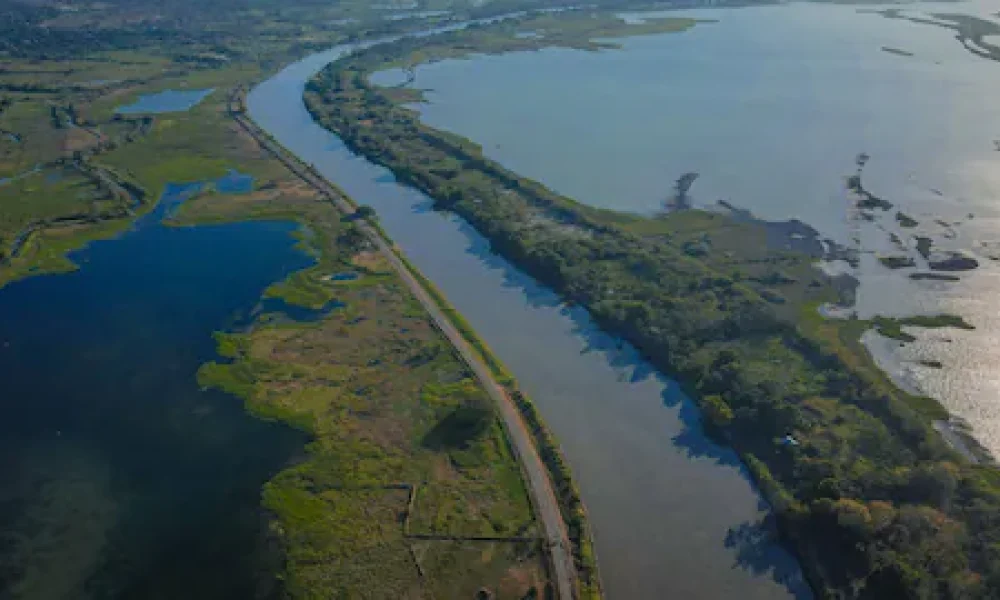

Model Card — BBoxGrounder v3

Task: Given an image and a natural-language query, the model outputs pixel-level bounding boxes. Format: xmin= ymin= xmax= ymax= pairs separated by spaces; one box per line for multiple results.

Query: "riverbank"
xmin=223 ymin=90 xmax=601 ymax=597
xmin=0 ymin=8 xmax=597 ymax=595
xmin=174 ymin=152 xmax=560 ymax=598
xmin=303 ymin=9 xmax=1000 ymax=597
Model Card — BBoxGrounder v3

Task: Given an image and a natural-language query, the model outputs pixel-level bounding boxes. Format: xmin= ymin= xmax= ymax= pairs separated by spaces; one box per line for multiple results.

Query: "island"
xmin=881 ymin=46 xmax=915 ymax=57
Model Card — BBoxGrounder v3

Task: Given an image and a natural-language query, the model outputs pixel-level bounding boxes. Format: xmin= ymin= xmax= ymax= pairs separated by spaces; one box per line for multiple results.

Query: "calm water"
xmin=215 ymin=169 xmax=255 ymax=194
xmin=0 ymin=179 xmax=310 ymax=598
xmin=116 ymin=89 xmax=214 ymax=114
xmin=250 ymin=32 xmax=808 ymax=600
xmin=372 ymin=2 xmax=1000 ymax=457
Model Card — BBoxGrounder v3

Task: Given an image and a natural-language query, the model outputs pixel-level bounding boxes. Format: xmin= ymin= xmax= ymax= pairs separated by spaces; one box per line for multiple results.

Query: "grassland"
xmin=97 ymin=89 xmax=287 ymax=196
xmin=366 ymin=11 xmax=698 ymax=71
xmin=304 ymin=11 xmax=1000 ymax=598
xmin=0 ymin=0 xmax=481 ymax=288
xmin=874 ymin=314 xmax=976 ymax=343
xmin=1 ymin=4 xmax=581 ymax=593
xmin=172 ymin=155 xmax=549 ymax=598
xmin=0 ymin=168 xmax=106 ymax=238
xmin=0 ymin=50 xmax=305 ymax=288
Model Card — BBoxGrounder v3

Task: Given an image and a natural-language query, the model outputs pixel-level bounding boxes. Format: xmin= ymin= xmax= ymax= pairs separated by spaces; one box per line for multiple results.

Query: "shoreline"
xmin=299 ymin=10 xmax=1000 ymax=596
xmin=367 ymin=6 xmax=1000 ymax=466
xmin=376 ymin=3 xmax=1000 ymax=466
xmin=229 ymin=86 xmax=594 ymax=598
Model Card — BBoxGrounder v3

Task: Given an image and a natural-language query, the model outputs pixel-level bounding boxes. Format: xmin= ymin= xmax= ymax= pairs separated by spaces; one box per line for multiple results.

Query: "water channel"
xmin=248 ymin=25 xmax=809 ymax=599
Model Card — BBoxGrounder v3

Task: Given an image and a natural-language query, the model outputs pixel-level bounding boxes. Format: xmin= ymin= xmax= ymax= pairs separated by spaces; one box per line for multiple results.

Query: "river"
xmin=248 ymin=29 xmax=809 ymax=600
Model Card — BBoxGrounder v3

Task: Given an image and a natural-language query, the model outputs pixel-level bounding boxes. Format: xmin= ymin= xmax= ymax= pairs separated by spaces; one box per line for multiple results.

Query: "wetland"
xmin=11 ymin=1 xmax=1000 ymax=598
xmin=0 ymin=3 xmax=566 ymax=597
xmin=368 ymin=2 xmax=1000 ymax=463
xmin=301 ymin=4 xmax=1000 ymax=598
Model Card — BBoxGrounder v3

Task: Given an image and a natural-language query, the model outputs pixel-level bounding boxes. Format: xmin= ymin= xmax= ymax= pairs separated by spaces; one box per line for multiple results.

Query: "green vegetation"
xmin=896 ymin=211 xmax=919 ymax=228
xmin=878 ymin=10 xmax=1000 ymax=63
xmin=263 ymin=265 xmax=342 ymax=309
xmin=0 ymin=1 xmax=593 ymax=586
xmin=916 ymin=235 xmax=934 ymax=260
xmin=0 ymin=214 xmax=135 ymax=287
xmin=0 ymin=0 xmax=509 ymax=286
xmin=875 ymin=314 xmax=976 ymax=343
xmin=304 ymin=14 xmax=1000 ymax=597
xmin=0 ymin=167 xmax=114 ymax=242
xmin=881 ymin=46 xmax=914 ymax=57
xmin=178 ymin=167 xmax=550 ymax=598
xmin=98 ymin=93 xmax=282 ymax=195
xmin=878 ymin=255 xmax=915 ymax=269
xmin=367 ymin=11 xmax=697 ymax=71
xmin=393 ymin=240 xmax=601 ymax=599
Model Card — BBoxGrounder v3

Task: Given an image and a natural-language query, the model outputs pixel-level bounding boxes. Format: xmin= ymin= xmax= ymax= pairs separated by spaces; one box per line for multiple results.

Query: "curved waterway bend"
xmin=249 ymin=40 xmax=811 ymax=600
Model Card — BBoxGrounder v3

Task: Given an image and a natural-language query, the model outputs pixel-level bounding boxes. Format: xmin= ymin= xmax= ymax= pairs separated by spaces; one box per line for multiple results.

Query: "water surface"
xmin=215 ymin=169 xmax=255 ymax=194
xmin=0 ymin=180 xmax=310 ymax=598
xmin=116 ymin=89 xmax=214 ymax=114
xmin=372 ymin=2 xmax=1000 ymax=456
xmin=250 ymin=33 xmax=808 ymax=600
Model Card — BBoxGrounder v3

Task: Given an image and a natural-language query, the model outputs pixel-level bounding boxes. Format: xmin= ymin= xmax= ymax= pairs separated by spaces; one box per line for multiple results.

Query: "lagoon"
xmin=0 ymin=180 xmax=310 ymax=597
xmin=373 ymin=2 xmax=1000 ymax=458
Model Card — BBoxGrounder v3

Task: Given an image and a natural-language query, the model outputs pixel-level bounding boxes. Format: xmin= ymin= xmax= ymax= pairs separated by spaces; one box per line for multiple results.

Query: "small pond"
xmin=116 ymin=88 xmax=215 ymax=114
xmin=215 ymin=169 xmax=255 ymax=194
xmin=328 ymin=271 xmax=360 ymax=281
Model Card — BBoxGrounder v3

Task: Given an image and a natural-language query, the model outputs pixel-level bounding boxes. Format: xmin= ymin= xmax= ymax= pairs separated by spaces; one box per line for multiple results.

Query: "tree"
xmin=354 ymin=205 xmax=377 ymax=220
